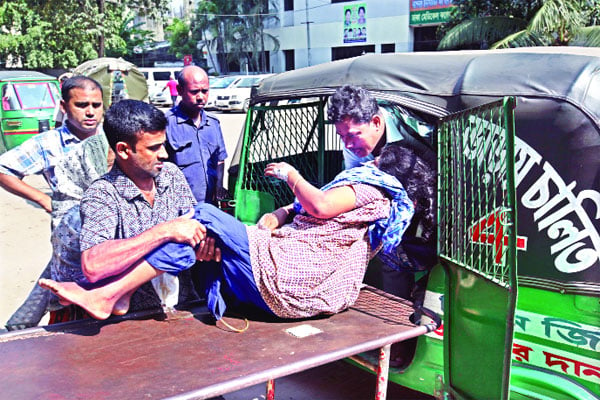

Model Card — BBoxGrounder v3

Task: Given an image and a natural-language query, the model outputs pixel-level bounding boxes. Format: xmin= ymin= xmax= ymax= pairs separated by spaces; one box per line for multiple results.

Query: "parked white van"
xmin=215 ymin=74 xmax=272 ymax=113
xmin=139 ymin=67 xmax=182 ymax=107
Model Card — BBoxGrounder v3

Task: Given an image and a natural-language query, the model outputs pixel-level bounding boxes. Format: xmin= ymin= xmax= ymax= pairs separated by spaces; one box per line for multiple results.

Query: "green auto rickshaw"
xmin=0 ymin=70 xmax=61 ymax=153
xmin=228 ymin=47 xmax=600 ymax=399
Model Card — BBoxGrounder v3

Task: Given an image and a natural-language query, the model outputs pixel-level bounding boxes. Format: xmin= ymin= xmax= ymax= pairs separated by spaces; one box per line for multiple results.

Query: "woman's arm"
xmin=264 ymin=162 xmax=356 ymax=219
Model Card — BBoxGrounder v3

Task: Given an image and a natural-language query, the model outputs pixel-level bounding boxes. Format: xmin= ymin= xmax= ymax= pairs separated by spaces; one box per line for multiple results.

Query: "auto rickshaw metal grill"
xmin=438 ymin=98 xmax=517 ymax=288
xmin=437 ymin=97 xmax=517 ymax=400
xmin=234 ymin=99 xmax=345 ymax=222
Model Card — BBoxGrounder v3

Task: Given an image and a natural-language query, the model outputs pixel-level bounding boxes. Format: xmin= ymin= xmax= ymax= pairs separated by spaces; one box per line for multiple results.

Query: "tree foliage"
xmin=106 ymin=12 xmax=155 ymax=59
xmin=189 ymin=0 xmax=240 ymax=74
xmin=166 ymin=0 xmax=279 ymax=74
xmin=165 ymin=18 xmax=199 ymax=61
xmin=0 ymin=0 xmax=169 ymax=69
xmin=2 ymin=0 xmax=281 ymax=72
xmin=438 ymin=0 xmax=600 ymax=50
xmin=235 ymin=1 xmax=279 ymax=73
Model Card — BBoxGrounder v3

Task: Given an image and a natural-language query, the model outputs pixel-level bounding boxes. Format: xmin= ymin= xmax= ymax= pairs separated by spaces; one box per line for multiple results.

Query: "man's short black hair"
xmin=60 ymin=76 xmax=103 ymax=103
xmin=327 ymin=85 xmax=379 ymax=124
xmin=104 ymin=100 xmax=167 ymax=151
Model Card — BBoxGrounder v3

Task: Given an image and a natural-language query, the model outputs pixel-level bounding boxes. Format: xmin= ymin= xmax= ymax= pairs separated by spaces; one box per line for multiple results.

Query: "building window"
xmin=331 ymin=45 xmax=375 ymax=61
xmin=381 ymin=43 xmax=395 ymax=53
xmin=261 ymin=51 xmax=271 ymax=73
xmin=284 ymin=49 xmax=295 ymax=71
xmin=284 ymin=0 xmax=293 ymax=11
xmin=413 ymin=26 xmax=439 ymax=52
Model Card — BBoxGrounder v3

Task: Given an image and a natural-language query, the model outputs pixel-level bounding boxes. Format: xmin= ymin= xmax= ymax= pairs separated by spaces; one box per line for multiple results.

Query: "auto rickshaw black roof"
xmin=253 ymin=47 xmax=600 ymax=125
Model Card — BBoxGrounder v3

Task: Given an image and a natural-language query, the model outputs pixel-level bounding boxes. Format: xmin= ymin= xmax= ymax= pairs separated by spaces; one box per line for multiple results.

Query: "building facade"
xmin=264 ymin=0 xmax=453 ymax=73
xmin=133 ymin=0 xmax=453 ymax=73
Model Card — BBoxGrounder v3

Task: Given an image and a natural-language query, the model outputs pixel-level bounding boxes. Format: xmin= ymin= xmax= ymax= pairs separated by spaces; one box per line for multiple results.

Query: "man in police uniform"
xmin=164 ymin=66 xmax=227 ymax=205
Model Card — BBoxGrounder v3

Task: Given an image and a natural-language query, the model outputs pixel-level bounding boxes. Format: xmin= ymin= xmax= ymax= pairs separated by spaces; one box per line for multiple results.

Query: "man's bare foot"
xmin=112 ymin=294 xmax=131 ymax=316
xmin=38 ymin=279 xmax=113 ymax=320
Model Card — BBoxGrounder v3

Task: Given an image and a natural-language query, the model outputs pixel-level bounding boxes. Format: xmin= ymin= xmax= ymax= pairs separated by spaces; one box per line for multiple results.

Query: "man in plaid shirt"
xmin=0 ymin=76 xmax=103 ymax=215
xmin=2 ymin=76 xmax=104 ymax=330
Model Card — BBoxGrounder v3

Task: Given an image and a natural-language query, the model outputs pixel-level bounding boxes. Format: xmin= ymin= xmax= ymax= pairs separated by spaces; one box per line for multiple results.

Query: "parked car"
xmin=228 ymin=48 xmax=600 ymax=400
xmin=149 ymin=89 xmax=171 ymax=106
xmin=215 ymin=74 xmax=272 ymax=113
xmin=0 ymin=70 xmax=60 ymax=153
xmin=205 ymin=76 xmax=243 ymax=111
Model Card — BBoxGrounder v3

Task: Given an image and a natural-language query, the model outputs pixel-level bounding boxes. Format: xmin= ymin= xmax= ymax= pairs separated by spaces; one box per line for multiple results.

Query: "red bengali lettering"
xmin=512 ymin=343 xmax=533 ymax=362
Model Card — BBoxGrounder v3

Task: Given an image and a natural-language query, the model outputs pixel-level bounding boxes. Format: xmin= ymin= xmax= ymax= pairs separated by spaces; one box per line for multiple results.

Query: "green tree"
xmin=438 ymin=0 xmax=600 ymax=50
xmin=0 ymin=0 xmax=95 ymax=68
xmin=236 ymin=1 xmax=279 ymax=73
xmin=106 ymin=12 xmax=155 ymax=59
xmin=191 ymin=0 xmax=239 ymax=74
xmin=0 ymin=0 xmax=169 ymax=69
xmin=165 ymin=18 xmax=199 ymax=61
xmin=187 ymin=0 xmax=279 ymax=74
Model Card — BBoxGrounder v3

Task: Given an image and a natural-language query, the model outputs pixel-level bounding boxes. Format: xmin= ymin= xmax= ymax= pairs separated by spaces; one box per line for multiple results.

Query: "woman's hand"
xmin=257 ymin=213 xmax=279 ymax=231
xmin=264 ymin=162 xmax=297 ymax=181
xmin=257 ymin=206 xmax=292 ymax=231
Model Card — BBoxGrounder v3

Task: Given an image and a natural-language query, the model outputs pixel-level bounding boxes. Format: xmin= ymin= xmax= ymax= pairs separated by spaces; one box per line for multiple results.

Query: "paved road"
xmin=0 ymin=175 xmax=52 ymax=327
xmin=212 ymin=110 xmax=247 ymax=182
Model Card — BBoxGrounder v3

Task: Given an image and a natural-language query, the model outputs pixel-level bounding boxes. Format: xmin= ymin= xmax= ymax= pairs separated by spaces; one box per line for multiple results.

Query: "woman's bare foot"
xmin=38 ymin=279 xmax=114 ymax=320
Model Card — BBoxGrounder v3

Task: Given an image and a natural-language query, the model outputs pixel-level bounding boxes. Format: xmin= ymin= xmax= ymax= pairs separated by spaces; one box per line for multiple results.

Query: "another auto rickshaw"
xmin=73 ymin=57 xmax=149 ymax=109
xmin=0 ymin=70 xmax=60 ymax=152
xmin=228 ymin=47 xmax=600 ymax=399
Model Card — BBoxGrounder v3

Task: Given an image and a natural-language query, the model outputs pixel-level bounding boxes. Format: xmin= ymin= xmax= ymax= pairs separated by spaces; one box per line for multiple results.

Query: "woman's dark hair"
xmin=103 ymin=99 xmax=167 ymax=151
xmin=327 ymin=85 xmax=379 ymax=124
xmin=378 ymin=142 xmax=436 ymax=241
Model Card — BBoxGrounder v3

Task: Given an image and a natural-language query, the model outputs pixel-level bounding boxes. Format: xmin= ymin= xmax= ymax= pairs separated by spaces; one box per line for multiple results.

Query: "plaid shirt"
xmin=79 ymin=162 xmax=198 ymax=310
xmin=0 ymin=124 xmax=85 ymax=192
xmin=80 ymin=162 xmax=197 ymax=251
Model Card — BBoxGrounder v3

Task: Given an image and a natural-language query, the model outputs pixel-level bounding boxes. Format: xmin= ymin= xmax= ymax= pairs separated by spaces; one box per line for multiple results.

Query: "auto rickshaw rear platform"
xmin=0 ymin=286 xmax=438 ymax=400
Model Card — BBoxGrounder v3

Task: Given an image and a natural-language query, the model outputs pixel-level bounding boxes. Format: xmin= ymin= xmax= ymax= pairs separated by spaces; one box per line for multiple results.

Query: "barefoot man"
xmin=40 ymin=100 xmax=218 ymax=319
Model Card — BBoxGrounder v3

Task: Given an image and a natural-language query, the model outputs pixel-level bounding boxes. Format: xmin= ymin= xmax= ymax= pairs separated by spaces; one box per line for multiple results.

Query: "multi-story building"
xmin=136 ymin=0 xmax=453 ymax=72
xmin=263 ymin=0 xmax=454 ymax=73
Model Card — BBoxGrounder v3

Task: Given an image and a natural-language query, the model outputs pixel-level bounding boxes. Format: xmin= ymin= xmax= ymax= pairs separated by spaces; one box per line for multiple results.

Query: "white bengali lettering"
xmin=463 ymin=115 xmax=506 ymax=179
xmin=515 ymin=140 xmax=542 ymax=187
xmin=459 ymin=119 xmax=600 ymax=274
xmin=521 ymin=161 xmax=600 ymax=273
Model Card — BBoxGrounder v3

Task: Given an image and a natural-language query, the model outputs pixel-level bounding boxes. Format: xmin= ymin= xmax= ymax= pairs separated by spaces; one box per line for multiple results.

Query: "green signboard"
xmin=410 ymin=8 xmax=453 ymax=26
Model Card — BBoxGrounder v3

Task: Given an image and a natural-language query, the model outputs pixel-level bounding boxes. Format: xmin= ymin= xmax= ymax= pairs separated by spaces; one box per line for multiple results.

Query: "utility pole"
xmin=97 ymin=0 xmax=105 ymax=57
xmin=301 ymin=0 xmax=313 ymax=66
